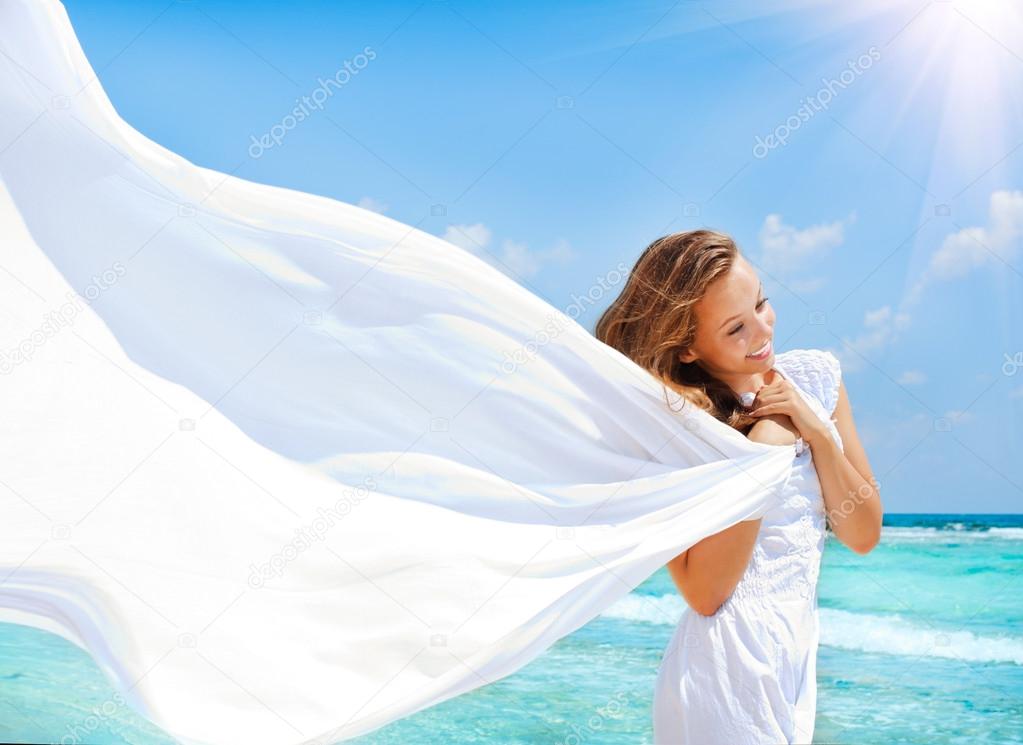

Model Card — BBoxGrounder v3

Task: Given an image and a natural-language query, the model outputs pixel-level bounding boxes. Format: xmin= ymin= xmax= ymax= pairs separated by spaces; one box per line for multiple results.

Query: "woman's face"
xmin=679 ymin=256 xmax=776 ymax=377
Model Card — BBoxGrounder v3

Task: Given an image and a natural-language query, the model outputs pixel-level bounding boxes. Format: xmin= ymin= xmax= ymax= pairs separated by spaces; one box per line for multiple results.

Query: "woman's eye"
xmin=729 ymin=298 xmax=769 ymax=335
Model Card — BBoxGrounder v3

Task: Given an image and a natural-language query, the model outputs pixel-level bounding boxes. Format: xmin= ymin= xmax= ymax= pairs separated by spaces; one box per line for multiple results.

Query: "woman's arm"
xmin=805 ymin=381 xmax=883 ymax=554
xmin=665 ymin=414 xmax=797 ymax=616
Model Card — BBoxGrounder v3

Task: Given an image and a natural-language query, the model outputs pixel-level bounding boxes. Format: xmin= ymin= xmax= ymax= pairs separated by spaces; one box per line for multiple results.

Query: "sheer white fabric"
xmin=653 ymin=348 xmax=843 ymax=744
xmin=0 ymin=2 xmax=800 ymax=743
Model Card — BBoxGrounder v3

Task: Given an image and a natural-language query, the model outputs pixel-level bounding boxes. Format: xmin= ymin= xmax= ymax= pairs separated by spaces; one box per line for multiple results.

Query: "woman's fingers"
xmin=752 ymin=391 xmax=787 ymax=408
xmin=750 ymin=396 xmax=793 ymax=416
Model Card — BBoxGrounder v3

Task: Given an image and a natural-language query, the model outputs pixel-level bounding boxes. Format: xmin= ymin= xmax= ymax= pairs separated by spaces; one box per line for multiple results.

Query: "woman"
xmin=596 ymin=230 xmax=883 ymax=744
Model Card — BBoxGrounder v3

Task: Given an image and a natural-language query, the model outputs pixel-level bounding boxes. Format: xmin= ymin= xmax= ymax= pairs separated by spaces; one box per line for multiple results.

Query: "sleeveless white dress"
xmin=652 ymin=347 xmax=844 ymax=745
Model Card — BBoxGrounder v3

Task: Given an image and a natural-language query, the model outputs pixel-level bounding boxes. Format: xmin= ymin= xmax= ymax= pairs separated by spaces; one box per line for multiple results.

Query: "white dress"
xmin=653 ymin=348 xmax=844 ymax=745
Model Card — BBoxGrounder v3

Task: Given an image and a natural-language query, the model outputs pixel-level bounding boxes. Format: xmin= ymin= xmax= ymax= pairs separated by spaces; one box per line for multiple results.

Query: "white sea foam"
xmin=818 ymin=607 xmax=1023 ymax=665
xmin=599 ymin=593 xmax=687 ymax=625
xmin=601 ymin=596 xmax=1023 ymax=665
xmin=881 ymin=526 xmax=1023 ymax=542
xmin=986 ymin=527 xmax=1023 ymax=540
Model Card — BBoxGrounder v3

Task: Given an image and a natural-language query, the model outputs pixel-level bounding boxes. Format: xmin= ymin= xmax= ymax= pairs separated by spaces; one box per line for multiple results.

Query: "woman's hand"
xmin=748 ymin=378 xmax=830 ymax=446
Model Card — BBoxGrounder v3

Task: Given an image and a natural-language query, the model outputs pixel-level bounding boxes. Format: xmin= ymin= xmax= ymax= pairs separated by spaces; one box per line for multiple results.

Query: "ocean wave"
xmin=881 ymin=526 xmax=1023 ymax=542
xmin=601 ymin=595 xmax=1023 ymax=665
xmin=600 ymin=593 xmax=687 ymax=625
xmin=818 ymin=608 xmax=1023 ymax=665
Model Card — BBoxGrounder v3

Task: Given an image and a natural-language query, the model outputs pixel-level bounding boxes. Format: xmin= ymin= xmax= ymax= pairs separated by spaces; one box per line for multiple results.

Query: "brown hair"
xmin=595 ymin=229 xmax=757 ymax=433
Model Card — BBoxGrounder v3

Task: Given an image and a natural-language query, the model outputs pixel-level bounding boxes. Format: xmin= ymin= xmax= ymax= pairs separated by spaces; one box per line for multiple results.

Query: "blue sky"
xmin=62 ymin=0 xmax=1023 ymax=513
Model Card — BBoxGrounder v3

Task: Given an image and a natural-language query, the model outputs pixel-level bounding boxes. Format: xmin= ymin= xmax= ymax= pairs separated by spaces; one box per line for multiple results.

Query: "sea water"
xmin=2 ymin=514 xmax=1020 ymax=744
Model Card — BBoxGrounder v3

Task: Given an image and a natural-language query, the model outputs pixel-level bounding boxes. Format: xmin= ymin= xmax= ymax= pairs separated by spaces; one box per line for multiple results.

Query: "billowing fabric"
xmin=653 ymin=348 xmax=844 ymax=744
xmin=0 ymin=2 xmax=803 ymax=744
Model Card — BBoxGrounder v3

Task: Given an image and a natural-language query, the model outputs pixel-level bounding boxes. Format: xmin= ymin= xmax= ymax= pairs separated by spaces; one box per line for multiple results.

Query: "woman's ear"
xmin=678 ymin=348 xmax=697 ymax=364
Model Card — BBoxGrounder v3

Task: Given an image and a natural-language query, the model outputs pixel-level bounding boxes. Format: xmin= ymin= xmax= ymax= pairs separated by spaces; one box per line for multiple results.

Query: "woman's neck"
xmin=726 ymin=366 xmax=780 ymax=398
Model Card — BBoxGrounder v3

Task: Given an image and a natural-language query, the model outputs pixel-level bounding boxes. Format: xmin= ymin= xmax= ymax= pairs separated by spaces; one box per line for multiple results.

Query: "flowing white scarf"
xmin=0 ymin=2 xmax=797 ymax=743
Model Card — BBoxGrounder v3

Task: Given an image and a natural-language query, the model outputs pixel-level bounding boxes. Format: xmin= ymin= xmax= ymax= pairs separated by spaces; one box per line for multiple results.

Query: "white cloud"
xmin=545 ymin=238 xmax=575 ymax=263
xmin=908 ymin=189 xmax=1023 ymax=304
xmin=832 ymin=190 xmax=1022 ymax=369
xmin=837 ymin=304 xmax=912 ymax=372
xmin=943 ymin=409 xmax=974 ymax=425
xmin=934 ymin=190 xmax=1023 ymax=278
xmin=500 ymin=239 xmax=539 ymax=276
xmin=897 ymin=370 xmax=927 ymax=385
xmin=500 ymin=237 xmax=576 ymax=277
xmin=441 ymin=223 xmax=574 ymax=278
xmin=443 ymin=223 xmax=492 ymax=253
xmin=758 ymin=211 xmax=854 ymax=279
xmin=357 ymin=196 xmax=388 ymax=214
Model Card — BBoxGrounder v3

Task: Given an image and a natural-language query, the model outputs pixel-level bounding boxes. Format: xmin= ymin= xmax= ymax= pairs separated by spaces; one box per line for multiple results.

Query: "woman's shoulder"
xmin=775 ymin=347 xmax=842 ymax=415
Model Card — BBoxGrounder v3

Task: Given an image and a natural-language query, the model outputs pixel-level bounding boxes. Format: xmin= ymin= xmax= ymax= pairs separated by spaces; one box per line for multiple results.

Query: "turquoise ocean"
xmin=2 ymin=514 xmax=1021 ymax=744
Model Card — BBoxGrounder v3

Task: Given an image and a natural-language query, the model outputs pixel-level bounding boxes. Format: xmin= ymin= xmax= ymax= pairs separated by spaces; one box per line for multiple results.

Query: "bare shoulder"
xmin=746 ymin=412 xmax=797 ymax=445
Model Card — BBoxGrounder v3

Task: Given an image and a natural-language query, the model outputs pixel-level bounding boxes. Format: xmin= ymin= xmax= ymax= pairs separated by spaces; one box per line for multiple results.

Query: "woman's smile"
xmin=746 ymin=339 xmax=773 ymax=360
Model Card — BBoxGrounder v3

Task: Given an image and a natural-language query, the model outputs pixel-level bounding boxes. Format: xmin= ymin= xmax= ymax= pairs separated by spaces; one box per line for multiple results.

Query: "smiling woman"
xmin=595 ymin=230 xmax=881 ymax=744
xmin=595 ymin=231 xmax=778 ymax=436
xmin=0 ymin=3 xmax=813 ymax=744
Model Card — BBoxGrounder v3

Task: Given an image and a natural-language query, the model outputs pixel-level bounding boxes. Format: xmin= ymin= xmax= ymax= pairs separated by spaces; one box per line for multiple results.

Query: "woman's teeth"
xmin=747 ymin=340 xmax=772 ymax=359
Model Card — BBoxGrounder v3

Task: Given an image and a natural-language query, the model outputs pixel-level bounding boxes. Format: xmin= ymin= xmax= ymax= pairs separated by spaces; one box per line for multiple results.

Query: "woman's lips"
xmin=746 ymin=340 xmax=772 ymax=360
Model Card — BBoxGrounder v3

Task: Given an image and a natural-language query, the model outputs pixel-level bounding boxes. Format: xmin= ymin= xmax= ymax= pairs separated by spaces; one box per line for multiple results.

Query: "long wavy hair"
xmin=595 ymin=229 xmax=758 ymax=433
